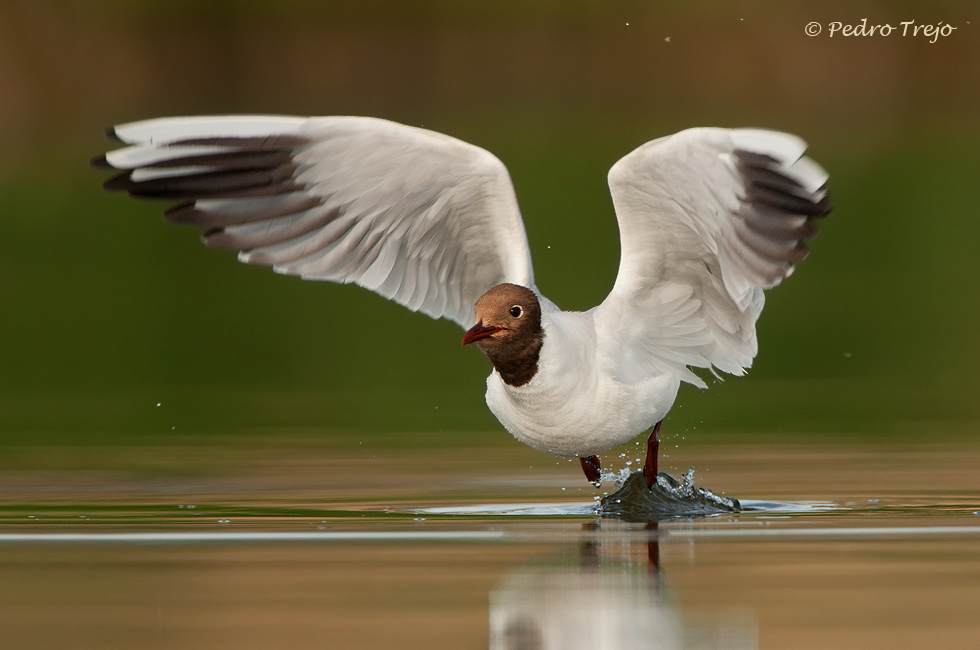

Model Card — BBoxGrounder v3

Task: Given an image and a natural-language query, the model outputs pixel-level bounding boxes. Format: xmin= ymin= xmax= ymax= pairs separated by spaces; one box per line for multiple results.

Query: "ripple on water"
xmin=416 ymin=468 xmax=839 ymax=520
xmin=597 ymin=469 xmax=741 ymax=521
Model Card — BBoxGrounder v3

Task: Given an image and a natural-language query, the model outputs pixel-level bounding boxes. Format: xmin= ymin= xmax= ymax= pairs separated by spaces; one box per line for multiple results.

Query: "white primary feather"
xmin=112 ymin=115 xmax=308 ymax=144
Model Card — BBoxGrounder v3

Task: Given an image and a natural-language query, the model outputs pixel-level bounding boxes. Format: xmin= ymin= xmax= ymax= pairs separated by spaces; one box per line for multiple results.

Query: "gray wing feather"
xmin=595 ymin=128 xmax=831 ymax=387
xmin=99 ymin=115 xmax=536 ymax=328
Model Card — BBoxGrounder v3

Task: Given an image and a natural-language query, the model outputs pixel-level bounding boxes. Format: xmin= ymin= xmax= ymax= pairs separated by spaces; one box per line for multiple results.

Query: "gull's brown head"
xmin=462 ymin=283 xmax=543 ymax=387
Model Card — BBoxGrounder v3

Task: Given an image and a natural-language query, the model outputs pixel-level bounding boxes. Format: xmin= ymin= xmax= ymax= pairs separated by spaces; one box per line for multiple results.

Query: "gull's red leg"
xmin=642 ymin=420 xmax=663 ymax=489
xmin=580 ymin=455 xmax=601 ymax=485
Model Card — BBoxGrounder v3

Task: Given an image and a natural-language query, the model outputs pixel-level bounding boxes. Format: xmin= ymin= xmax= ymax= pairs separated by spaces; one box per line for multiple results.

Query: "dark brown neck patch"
xmin=480 ymin=328 xmax=543 ymax=387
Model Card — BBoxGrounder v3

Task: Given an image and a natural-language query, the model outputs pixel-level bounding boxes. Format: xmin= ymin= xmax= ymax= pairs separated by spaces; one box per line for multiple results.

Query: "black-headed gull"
xmin=96 ymin=116 xmax=831 ymax=487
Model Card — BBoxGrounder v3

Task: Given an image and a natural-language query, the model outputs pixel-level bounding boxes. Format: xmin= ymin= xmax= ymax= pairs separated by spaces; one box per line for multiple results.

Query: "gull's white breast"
xmin=485 ymin=309 xmax=681 ymax=457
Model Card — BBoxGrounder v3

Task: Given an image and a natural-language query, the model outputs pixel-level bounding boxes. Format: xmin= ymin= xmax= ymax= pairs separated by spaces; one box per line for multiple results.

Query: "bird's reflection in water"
xmin=490 ymin=522 xmax=756 ymax=650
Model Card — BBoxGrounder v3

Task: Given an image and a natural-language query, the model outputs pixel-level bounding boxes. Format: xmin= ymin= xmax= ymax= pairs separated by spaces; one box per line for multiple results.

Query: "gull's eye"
xmin=509 ymin=305 xmax=523 ymax=318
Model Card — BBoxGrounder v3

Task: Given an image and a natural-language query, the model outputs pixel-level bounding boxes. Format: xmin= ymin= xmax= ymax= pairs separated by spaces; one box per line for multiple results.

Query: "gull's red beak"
xmin=462 ymin=321 xmax=503 ymax=346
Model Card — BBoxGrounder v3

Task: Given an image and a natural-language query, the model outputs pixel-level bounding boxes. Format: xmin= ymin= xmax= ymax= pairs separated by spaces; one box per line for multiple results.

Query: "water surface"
xmin=1 ymin=442 xmax=978 ymax=649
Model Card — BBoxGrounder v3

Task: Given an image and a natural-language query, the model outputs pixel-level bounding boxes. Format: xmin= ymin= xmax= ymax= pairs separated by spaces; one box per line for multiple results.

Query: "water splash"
xmin=597 ymin=468 xmax=741 ymax=521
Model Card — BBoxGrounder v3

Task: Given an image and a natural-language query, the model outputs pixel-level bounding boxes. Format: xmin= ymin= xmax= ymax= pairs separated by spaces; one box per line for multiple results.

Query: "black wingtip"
xmin=90 ymin=154 xmax=110 ymax=169
xmin=162 ymin=201 xmax=195 ymax=222
xmin=814 ymin=191 xmax=833 ymax=218
xmin=103 ymin=171 xmax=133 ymax=192
xmin=104 ymin=126 xmax=122 ymax=142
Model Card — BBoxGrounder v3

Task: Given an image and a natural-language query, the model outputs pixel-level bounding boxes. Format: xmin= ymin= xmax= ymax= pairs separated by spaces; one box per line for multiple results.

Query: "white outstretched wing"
xmin=594 ymin=128 xmax=831 ymax=388
xmin=97 ymin=115 xmax=536 ymax=328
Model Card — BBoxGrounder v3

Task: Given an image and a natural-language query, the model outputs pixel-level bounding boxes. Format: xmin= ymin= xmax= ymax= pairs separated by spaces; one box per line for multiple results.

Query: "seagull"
xmin=95 ymin=115 xmax=831 ymax=487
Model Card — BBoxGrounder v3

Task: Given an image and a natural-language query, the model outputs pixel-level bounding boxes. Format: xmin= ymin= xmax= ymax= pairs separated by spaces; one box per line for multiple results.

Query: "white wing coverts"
xmin=594 ymin=128 xmax=831 ymax=388
xmin=97 ymin=115 xmax=536 ymax=328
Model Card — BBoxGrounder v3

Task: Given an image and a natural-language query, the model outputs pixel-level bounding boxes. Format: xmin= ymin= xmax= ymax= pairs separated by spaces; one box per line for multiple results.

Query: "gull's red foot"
xmin=643 ymin=420 xmax=663 ymax=489
xmin=580 ymin=455 xmax=602 ymax=485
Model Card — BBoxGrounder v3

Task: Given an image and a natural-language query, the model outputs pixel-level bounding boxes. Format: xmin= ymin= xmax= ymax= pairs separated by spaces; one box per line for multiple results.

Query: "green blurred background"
xmin=1 ymin=1 xmax=978 ymax=473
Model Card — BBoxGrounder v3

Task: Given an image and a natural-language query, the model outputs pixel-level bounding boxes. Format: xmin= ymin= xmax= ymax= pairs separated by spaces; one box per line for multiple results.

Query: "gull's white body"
xmin=99 ymin=116 xmax=830 ymax=460
xmin=486 ymin=309 xmax=680 ymax=456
